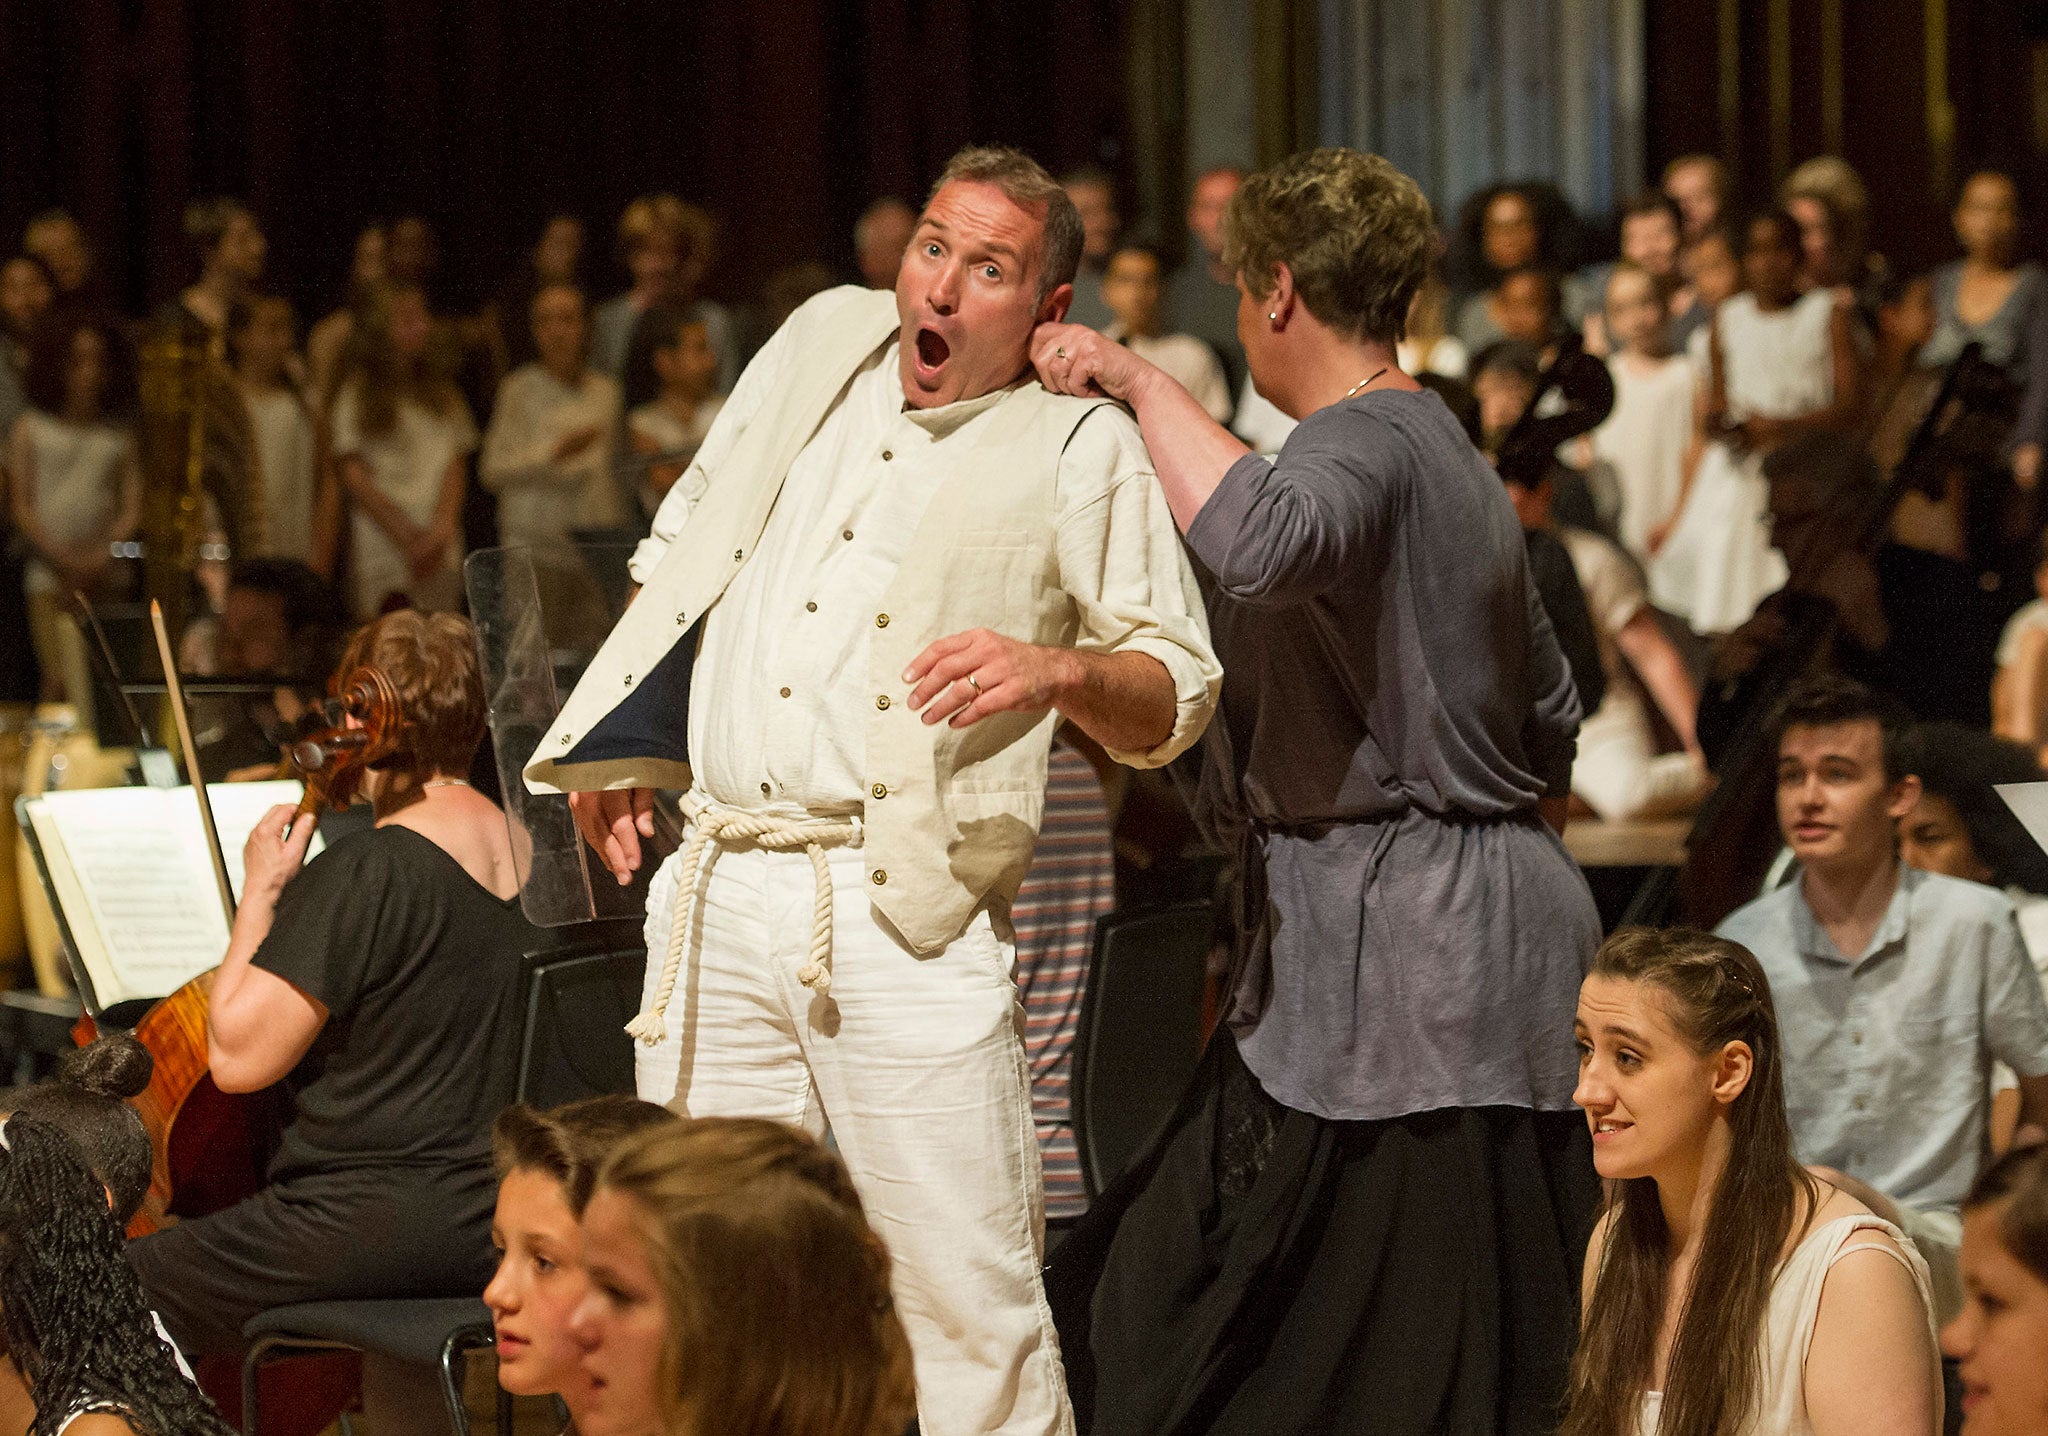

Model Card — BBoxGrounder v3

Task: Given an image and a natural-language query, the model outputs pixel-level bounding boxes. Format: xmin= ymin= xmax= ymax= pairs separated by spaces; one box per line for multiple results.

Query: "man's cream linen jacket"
xmin=525 ymin=286 xmax=1220 ymax=954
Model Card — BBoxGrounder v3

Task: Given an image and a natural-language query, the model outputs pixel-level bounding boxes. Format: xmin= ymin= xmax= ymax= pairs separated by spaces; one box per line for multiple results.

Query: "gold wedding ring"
xmin=966 ymin=673 xmax=983 ymax=693
xmin=1055 ymin=347 xmax=1066 ymax=359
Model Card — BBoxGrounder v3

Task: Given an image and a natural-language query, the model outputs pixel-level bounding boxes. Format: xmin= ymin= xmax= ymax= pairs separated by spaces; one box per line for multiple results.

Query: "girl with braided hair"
xmin=1564 ymin=927 xmax=1940 ymax=1436
xmin=0 ymin=1114 xmax=234 ymax=1436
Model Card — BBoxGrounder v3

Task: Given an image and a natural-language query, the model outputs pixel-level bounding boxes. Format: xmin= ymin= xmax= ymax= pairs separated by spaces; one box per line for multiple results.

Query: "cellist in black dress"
xmin=127 ymin=610 xmax=542 ymax=1433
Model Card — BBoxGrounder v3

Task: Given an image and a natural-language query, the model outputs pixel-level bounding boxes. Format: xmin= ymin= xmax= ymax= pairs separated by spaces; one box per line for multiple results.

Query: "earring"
xmin=1267 ymin=311 xmax=1278 ymax=321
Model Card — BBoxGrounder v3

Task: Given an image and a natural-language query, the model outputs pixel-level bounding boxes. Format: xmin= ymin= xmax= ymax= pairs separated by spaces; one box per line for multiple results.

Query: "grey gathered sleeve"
xmin=1519 ymin=574 xmax=1582 ymax=799
xmin=1185 ymin=449 xmax=1385 ymax=607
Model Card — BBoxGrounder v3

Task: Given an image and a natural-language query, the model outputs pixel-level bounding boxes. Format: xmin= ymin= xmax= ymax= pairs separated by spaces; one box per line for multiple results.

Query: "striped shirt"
xmin=1014 ymin=738 xmax=1115 ymax=1219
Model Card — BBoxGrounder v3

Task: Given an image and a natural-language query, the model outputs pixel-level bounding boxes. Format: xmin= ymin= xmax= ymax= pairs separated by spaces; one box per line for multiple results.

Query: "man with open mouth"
xmin=526 ymin=145 xmax=1220 ymax=1436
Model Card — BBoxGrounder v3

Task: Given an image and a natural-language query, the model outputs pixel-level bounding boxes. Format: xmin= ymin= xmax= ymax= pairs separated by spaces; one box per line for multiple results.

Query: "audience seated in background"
xmin=230 ymin=294 xmax=325 ymax=571
xmin=161 ymin=197 xmax=266 ymax=341
xmin=480 ymin=282 xmax=623 ymax=552
xmin=1943 ymin=1142 xmax=2048 ymax=1436
xmin=494 ymin=214 xmax=587 ymax=372
xmin=1473 ymin=342 xmax=1607 ymax=722
xmin=0 ymin=253 xmax=55 ymax=438
xmin=1695 ymin=435 xmax=1891 ymax=764
xmin=1165 ymin=166 xmax=1245 ymax=392
xmin=1099 ymin=243 xmax=1230 ymax=422
xmin=596 ymin=197 xmax=736 ymax=399
xmin=1895 ymin=722 xmax=2048 ymax=1155
xmin=8 ymin=309 xmax=140 ymax=715
xmin=1565 ymin=926 xmax=1940 ymax=1436
xmin=623 ymin=304 xmax=725 ymax=516
xmin=187 ymin=556 xmax=341 ymax=782
xmin=1654 ymin=210 xmax=1860 ymax=637
xmin=1662 ymin=154 xmax=1731 ymax=244
xmin=22 ymin=209 xmax=99 ymax=311
xmin=1994 ymin=532 xmax=2048 ymax=763
xmin=853 ymin=197 xmax=917 ymax=291
xmin=1586 ymin=260 xmax=1699 ymax=565
xmin=1397 ymin=265 xmax=1469 ymax=381
xmin=1671 ymin=223 xmax=1743 ymax=372
xmin=1454 ymin=182 xmax=1591 ymax=352
xmin=331 ymin=284 xmax=476 ymax=616
xmin=1501 ymin=453 xmax=1707 ymax=822
xmin=306 ymin=222 xmax=387 ymax=412
xmin=1782 ymin=155 xmax=1886 ymax=312
xmin=1060 ymin=166 xmax=1120 ymax=330
xmin=574 ymin=1117 xmax=916 ymax=1436
xmin=484 ymin=1097 xmax=676 ymax=1422
xmin=1583 ymin=192 xmax=1689 ymax=355
xmin=0 ymin=1113 xmax=237 ymax=1436
xmin=1715 ymin=676 xmax=2048 ymax=1326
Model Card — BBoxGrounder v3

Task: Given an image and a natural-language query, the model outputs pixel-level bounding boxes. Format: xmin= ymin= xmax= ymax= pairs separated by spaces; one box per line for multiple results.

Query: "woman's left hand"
xmin=1031 ymin=324 xmax=1156 ymax=404
xmin=241 ymin=803 xmax=317 ymax=906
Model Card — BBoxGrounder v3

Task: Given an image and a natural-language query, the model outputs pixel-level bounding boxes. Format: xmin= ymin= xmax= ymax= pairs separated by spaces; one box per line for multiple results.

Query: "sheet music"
xmin=24 ymin=781 xmax=321 ymax=1008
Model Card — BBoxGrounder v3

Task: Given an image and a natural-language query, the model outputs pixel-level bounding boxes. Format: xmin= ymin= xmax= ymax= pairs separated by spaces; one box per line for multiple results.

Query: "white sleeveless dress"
xmin=1649 ymin=289 xmax=1838 ymax=634
xmin=1637 ymin=1213 xmax=1938 ymax=1435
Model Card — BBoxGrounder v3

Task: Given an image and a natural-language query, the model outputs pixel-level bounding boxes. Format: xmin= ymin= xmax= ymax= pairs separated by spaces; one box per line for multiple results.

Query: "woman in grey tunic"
xmin=1036 ymin=149 xmax=1601 ymax=1435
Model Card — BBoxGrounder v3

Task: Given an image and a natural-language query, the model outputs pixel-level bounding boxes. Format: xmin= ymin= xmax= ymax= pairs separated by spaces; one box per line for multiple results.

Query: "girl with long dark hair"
xmin=0 ymin=1114 xmax=234 ymax=1436
xmin=1565 ymin=927 xmax=1940 ymax=1435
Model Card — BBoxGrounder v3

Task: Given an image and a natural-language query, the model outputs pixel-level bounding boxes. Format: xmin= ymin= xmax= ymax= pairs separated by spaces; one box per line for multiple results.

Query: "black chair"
xmin=237 ymin=929 xmax=648 ymax=1435
xmin=239 ymin=1299 xmax=494 ymax=1436
xmin=1069 ymin=901 xmax=1213 ymax=1199
xmin=513 ymin=924 xmax=647 ymax=1108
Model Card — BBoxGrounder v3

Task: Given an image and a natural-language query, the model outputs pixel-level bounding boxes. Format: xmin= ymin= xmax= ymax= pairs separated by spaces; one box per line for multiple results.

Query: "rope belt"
xmin=624 ymin=795 xmax=861 ymax=1047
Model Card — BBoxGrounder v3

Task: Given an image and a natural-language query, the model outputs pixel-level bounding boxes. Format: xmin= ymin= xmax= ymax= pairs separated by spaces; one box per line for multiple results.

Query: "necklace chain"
xmin=1343 ymin=366 xmax=1391 ymax=401
xmin=422 ymin=778 xmax=471 ymax=791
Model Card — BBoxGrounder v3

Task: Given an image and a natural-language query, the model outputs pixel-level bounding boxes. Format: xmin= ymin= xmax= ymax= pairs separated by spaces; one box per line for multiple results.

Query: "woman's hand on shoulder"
xmin=1031 ymin=323 xmax=1158 ymax=406
xmin=240 ymin=804 xmax=317 ymax=908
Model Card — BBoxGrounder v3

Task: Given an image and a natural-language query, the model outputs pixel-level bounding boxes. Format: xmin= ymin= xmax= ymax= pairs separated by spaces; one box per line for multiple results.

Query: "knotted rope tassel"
xmin=625 ymin=804 xmax=860 ymax=1047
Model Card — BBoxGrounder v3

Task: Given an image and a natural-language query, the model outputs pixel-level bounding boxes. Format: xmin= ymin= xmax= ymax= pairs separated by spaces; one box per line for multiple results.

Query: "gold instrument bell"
xmin=136 ymin=318 xmax=260 ymax=636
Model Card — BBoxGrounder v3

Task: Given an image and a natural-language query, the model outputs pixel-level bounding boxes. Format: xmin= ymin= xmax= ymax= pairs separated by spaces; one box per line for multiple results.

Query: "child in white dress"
xmin=1587 ymin=263 xmax=1697 ymax=565
xmin=624 ymin=306 xmax=724 ymax=517
xmin=231 ymin=295 xmax=322 ymax=570
xmin=1652 ymin=212 xmax=1859 ymax=634
xmin=481 ymin=283 xmax=623 ymax=550
xmin=331 ymin=286 xmax=476 ymax=618
xmin=6 ymin=314 xmax=139 ymax=711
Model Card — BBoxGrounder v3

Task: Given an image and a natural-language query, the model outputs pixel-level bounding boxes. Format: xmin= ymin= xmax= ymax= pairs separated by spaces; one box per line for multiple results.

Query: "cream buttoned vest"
xmin=525 ymin=286 xmax=1114 ymax=954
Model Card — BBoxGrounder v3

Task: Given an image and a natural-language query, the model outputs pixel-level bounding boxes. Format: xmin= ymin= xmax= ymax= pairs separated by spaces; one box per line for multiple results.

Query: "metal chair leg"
xmin=437 ymin=1330 xmax=474 ymax=1436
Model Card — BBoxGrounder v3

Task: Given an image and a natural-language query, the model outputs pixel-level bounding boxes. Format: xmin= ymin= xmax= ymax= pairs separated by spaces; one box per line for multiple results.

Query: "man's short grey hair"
xmin=926 ymin=146 xmax=1083 ymax=301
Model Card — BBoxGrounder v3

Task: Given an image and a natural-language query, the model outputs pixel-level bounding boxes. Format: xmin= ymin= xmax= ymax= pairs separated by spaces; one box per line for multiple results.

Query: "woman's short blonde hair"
xmin=594 ymin=1118 xmax=917 ymax=1436
xmin=1222 ymin=147 xmax=1435 ymax=343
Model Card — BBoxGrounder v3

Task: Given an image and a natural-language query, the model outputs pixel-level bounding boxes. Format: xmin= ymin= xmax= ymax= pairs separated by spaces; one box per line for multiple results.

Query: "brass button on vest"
xmin=871 ymin=869 xmax=888 ymax=885
xmin=882 ymin=449 xmax=894 ymax=461
xmin=870 ymin=783 xmax=887 ymax=800
xmin=805 ymin=601 xmax=817 ymax=612
xmin=760 ymin=782 xmax=771 ymax=796
xmin=779 ymin=687 xmax=791 ymax=698
xmin=874 ymin=613 xmax=890 ymax=628
xmin=842 ymin=529 xmax=854 ymax=541
xmin=875 ymin=695 xmax=891 ymax=710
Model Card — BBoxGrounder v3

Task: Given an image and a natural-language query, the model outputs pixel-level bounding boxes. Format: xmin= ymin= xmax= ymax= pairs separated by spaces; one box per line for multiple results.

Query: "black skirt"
xmin=1047 ymin=1031 xmax=1599 ymax=1436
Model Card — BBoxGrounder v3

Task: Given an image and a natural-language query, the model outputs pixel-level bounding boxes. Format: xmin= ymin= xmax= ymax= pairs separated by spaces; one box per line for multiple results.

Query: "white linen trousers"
xmin=637 ymin=820 xmax=1074 ymax=1436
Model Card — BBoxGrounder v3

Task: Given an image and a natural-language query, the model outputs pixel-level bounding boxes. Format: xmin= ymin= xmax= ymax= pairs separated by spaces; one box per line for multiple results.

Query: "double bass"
xmin=77 ymin=663 xmax=402 ymax=1237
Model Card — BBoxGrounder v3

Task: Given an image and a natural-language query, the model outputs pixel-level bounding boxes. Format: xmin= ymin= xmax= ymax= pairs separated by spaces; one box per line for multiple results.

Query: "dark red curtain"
xmin=0 ymin=0 xmax=1129 ymax=317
